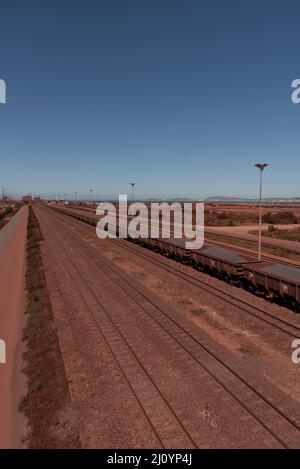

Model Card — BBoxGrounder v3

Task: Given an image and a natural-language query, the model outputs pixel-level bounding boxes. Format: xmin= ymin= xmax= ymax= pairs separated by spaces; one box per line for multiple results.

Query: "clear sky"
xmin=0 ymin=0 xmax=299 ymax=200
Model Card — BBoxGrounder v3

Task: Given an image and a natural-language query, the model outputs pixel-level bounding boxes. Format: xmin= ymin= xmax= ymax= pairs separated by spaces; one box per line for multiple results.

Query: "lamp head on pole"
xmin=255 ymin=163 xmax=268 ymax=171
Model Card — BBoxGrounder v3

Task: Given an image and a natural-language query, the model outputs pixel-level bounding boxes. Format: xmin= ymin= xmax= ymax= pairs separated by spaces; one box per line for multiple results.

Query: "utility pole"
xmin=255 ymin=163 xmax=268 ymax=261
xmin=89 ymin=188 xmax=93 ymax=205
xmin=130 ymin=183 xmax=136 ymax=203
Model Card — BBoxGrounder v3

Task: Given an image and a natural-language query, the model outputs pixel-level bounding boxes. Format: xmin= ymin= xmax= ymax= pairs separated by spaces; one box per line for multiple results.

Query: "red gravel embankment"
xmin=20 ymin=207 xmax=80 ymax=448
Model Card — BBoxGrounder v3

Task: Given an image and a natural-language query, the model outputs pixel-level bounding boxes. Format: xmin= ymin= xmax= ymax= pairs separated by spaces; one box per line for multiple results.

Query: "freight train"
xmin=43 ymin=204 xmax=300 ymax=311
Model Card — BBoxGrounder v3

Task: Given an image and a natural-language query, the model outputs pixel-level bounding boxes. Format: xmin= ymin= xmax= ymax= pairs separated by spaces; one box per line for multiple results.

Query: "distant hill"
xmin=205 ymin=196 xmax=249 ymax=202
xmin=205 ymin=196 xmax=300 ymax=204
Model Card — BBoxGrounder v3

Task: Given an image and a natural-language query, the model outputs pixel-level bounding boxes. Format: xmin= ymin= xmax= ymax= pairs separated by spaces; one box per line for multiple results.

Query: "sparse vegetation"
xmin=205 ymin=209 xmax=258 ymax=226
xmin=206 ymin=232 xmax=300 ymax=263
xmin=262 ymin=211 xmax=299 ymax=224
xmin=249 ymin=224 xmax=300 ymax=242
xmin=204 ymin=207 xmax=300 ymax=227
xmin=260 ymin=227 xmax=300 ymax=242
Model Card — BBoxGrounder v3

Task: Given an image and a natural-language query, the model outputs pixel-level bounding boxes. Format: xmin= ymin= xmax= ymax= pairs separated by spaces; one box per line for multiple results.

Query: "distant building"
xmin=22 ymin=195 xmax=32 ymax=203
xmin=33 ymin=196 xmax=41 ymax=203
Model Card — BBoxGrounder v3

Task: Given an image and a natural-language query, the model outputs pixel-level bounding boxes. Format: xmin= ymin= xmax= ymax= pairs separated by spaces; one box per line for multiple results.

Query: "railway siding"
xmin=33 ymin=205 xmax=300 ymax=448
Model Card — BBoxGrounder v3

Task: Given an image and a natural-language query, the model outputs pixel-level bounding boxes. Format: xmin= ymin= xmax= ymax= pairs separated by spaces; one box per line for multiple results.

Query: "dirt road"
xmin=0 ymin=206 xmax=28 ymax=448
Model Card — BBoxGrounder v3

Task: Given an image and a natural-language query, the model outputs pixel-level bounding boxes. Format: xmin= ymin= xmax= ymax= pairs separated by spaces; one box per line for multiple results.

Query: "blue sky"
xmin=0 ymin=0 xmax=299 ymax=199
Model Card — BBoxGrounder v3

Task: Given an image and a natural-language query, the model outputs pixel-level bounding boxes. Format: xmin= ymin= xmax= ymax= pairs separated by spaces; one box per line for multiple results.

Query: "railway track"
xmin=111 ymin=238 xmax=300 ymax=338
xmin=37 ymin=208 xmax=197 ymax=449
xmin=53 ymin=204 xmax=300 ymax=268
xmin=37 ymin=206 xmax=300 ymax=448
xmin=46 ymin=205 xmax=300 ymax=338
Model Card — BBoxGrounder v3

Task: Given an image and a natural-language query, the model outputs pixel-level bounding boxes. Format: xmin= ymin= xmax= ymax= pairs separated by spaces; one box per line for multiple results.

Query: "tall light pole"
xmin=255 ymin=163 xmax=268 ymax=261
xmin=89 ymin=188 xmax=93 ymax=205
xmin=130 ymin=183 xmax=136 ymax=203
xmin=74 ymin=191 xmax=77 ymax=204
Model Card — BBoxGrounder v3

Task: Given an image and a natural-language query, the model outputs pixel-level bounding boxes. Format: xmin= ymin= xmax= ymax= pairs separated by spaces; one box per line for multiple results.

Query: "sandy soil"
xmin=0 ymin=206 xmax=28 ymax=448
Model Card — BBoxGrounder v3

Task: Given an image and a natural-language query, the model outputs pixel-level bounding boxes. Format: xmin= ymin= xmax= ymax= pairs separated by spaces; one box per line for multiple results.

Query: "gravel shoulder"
xmin=0 ymin=206 xmax=28 ymax=448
